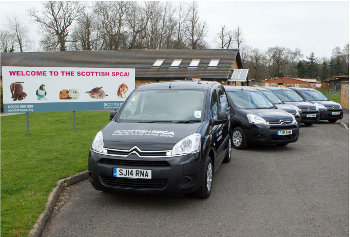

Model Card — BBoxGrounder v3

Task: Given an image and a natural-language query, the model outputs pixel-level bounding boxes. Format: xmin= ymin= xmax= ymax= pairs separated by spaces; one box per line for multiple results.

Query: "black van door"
xmin=209 ymin=86 xmax=228 ymax=170
xmin=216 ymin=86 xmax=229 ymax=163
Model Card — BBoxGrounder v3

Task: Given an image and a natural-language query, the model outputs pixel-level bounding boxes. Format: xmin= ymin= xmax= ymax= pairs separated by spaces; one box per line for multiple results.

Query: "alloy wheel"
xmin=232 ymin=130 xmax=242 ymax=147
xmin=206 ymin=162 xmax=213 ymax=192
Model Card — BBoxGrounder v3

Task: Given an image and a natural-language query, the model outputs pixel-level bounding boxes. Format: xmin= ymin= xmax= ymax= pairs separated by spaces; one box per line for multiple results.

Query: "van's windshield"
xmin=117 ymin=90 xmax=206 ymax=122
xmin=298 ymin=90 xmax=328 ymax=101
xmin=226 ymin=91 xmax=274 ymax=109
xmin=272 ymin=89 xmax=304 ymax=102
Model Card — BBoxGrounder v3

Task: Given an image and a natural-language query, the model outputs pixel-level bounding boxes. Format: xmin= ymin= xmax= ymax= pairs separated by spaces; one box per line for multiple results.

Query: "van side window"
xmin=210 ymin=89 xmax=218 ymax=120
xmin=217 ymin=87 xmax=228 ymax=113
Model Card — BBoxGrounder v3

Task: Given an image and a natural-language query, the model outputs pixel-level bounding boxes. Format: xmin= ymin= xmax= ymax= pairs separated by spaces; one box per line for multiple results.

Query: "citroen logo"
xmin=279 ymin=119 xmax=285 ymax=124
xmin=307 ymin=108 xmax=310 ymax=111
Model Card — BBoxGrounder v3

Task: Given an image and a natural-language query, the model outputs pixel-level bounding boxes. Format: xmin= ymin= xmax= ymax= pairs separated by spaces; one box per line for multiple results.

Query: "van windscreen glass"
xmin=272 ymin=90 xmax=304 ymax=102
xmin=118 ymin=90 xmax=206 ymax=122
xmin=261 ymin=90 xmax=283 ymax=104
xmin=299 ymin=90 xmax=328 ymax=101
xmin=227 ymin=91 xmax=274 ymax=109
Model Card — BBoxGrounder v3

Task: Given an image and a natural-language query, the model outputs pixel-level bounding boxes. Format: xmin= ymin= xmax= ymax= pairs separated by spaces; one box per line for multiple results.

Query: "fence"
xmin=341 ymin=81 xmax=349 ymax=110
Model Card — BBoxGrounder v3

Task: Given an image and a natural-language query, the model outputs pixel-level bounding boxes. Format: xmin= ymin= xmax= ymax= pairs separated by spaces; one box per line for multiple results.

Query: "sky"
xmin=0 ymin=1 xmax=348 ymax=59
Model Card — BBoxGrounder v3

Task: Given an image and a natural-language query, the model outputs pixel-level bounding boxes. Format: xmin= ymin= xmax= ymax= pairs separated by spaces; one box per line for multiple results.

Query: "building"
xmin=263 ymin=77 xmax=309 ymax=88
xmin=325 ymin=75 xmax=349 ymax=90
xmin=0 ymin=49 xmax=243 ymax=87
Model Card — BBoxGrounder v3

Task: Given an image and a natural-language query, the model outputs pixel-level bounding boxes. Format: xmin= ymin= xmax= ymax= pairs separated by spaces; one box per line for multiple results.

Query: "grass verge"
xmin=327 ymin=93 xmax=341 ymax=104
xmin=1 ymin=111 xmax=109 ymax=237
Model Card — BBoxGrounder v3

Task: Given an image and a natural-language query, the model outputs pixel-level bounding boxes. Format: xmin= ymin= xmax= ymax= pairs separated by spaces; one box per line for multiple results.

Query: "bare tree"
xmin=71 ymin=11 xmax=96 ymax=50
xmin=233 ymin=26 xmax=243 ymax=50
xmin=30 ymin=1 xmax=83 ymax=51
xmin=8 ymin=16 xmax=29 ymax=52
xmin=125 ymin=2 xmax=149 ymax=49
xmin=217 ymin=25 xmax=233 ymax=49
xmin=0 ymin=30 xmax=15 ymax=52
xmin=185 ymin=2 xmax=207 ymax=49
xmin=94 ymin=1 xmax=129 ymax=50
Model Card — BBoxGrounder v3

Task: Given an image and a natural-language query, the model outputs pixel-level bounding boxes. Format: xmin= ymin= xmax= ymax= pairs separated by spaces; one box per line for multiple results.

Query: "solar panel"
xmin=229 ymin=69 xmax=249 ymax=81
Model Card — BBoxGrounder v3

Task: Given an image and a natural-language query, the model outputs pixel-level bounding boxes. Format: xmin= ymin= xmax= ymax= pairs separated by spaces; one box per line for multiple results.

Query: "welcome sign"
xmin=2 ymin=66 xmax=135 ymax=113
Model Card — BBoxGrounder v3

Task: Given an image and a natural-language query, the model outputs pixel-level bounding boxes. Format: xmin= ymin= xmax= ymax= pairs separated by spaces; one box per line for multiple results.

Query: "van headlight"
xmin=291 ymin=105 xmax=301 ymax=116
xmin=314 ymin=103 xmax=327 ymax=110
xmin=92 ymin=131 xmax=104 ymax=153
xmin=247 ymin=114 xmax=268 ymax=125
xmin=168 ymin=133 xmax=201 ymax=156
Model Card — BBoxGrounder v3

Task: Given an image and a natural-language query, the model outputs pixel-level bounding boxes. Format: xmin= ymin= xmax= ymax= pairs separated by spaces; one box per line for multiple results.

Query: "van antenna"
xmin=169 ymin=82 xmax=172 ymax=89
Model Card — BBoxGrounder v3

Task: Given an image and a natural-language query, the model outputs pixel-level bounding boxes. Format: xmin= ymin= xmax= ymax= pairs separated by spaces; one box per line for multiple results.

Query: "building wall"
xmin=341 ymin=81 xmax=349 ymax=110
xmin=263 ymin=78 xmax=309 ymax=88
xmin=135 ymin=79 xmax=159 ymax=87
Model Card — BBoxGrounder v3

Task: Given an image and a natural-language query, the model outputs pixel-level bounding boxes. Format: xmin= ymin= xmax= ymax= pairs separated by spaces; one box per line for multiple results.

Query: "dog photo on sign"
xmin=10 ymin=82 xmax=27 ymax=101
xmin=117 ymin=83 xmax=128 ymax=98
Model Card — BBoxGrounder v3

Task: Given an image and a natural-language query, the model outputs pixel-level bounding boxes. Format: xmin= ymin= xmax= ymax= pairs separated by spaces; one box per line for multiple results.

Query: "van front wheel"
xmin=195 ymin=156 xmax=213 ymax=199
xmin=231 ymin=127 xmax=247 ymax=150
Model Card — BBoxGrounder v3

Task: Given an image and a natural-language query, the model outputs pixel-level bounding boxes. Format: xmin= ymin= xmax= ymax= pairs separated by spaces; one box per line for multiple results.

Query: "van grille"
xmin=101 ymin=176 xmax=167 ymax=189
xmin=106 ymin=147 xmax=169 ymax=157
xmin=99 ymin=158 xmax=170 ymax=167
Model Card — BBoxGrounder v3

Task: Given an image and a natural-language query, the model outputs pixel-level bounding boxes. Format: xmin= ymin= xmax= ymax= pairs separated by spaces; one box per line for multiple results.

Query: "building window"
xmin=208 ymin=59 xmax=220 ymax=67
xmin=152 ymin=59 xmax=165 ymax=67
xmin=170 ymin=59 xmax=182 ymax=67
xmin=189 ymin=59 xmax=200 ymax=68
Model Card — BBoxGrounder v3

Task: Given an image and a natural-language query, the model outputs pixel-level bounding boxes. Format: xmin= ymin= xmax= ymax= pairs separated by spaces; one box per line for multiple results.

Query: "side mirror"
xmin=213 ymin=111 xmax=228 ymax=125
xmin=110 ymin=110 xmax=118 ymax=121
xmin=218 ymin=111 xmax=228 ymax=121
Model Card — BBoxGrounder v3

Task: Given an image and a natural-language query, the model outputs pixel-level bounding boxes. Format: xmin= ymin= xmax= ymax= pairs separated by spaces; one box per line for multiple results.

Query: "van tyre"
xmin=223 ymin=138 xmax=232 ymax=163
xmin=195 ymin=156 xmax=213 ymax=199
xmin=304 ymin=123 xmax=313 ymax=126
xmin=328 ymin=119 xmax=337 ymax=123
xmin=231 ymin=127 xmax=247 ymax=150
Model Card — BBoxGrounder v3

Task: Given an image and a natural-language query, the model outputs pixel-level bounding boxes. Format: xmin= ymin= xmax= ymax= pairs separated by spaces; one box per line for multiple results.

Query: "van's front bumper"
xmin=88 ymin=150 xmax=204 ymax=195
xmin=244 ymin=124 xmax=299 ymax=145
xmin=319 ymin=108 xmax=343 ymax=120
xmin=300 ymin=111 xmax=320 ymax=124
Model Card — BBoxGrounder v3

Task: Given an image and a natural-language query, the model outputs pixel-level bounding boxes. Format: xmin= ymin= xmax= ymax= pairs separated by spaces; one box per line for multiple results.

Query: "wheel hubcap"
xmin=232 ymin=130 xmax=242 ymax=147
xmin=228 ymin=139 xmax=232 ymax=158
xmin=207 ymin=162 xmax=213 ymax=191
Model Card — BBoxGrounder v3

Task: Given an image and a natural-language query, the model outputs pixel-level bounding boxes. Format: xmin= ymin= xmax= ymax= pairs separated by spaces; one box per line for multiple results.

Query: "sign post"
xmin=73 ymin=111 xmax=76 ymax=132
xmin=26 ymin=112 xmax=29 ymax=136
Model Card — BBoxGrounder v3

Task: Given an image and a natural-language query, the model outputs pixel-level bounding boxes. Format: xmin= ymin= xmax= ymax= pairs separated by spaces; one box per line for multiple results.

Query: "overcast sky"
xmin=0 ymin=1 xmax=348 ymax=59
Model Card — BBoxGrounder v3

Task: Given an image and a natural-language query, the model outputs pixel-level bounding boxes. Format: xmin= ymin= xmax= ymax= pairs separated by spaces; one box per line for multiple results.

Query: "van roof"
xmin=264 ymin=86 xmax=293 ymax=91
xmin=224 ymin=86 xmax=257 ymax=92
xmin=137 ymin=80 xmax=220 ymax=90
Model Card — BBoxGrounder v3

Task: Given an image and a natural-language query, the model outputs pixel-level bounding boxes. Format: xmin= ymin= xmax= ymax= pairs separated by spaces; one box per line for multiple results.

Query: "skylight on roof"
xmin=189 ymin=59 xmax=200 ymax=67
xmin=208 ymin=59 xmax=220 ymax=67
xmin=170 ymin=59 xmax=182 ymax=67
xmin=152 ymin=59 xmax=165 ymax=67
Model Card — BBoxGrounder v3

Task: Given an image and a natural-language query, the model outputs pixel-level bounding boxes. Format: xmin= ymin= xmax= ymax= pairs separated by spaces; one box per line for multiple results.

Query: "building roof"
xmin=263 ymin=77 xmax=308 ymax=84
xmin=325 ymin=75 xmax=349 ymax=82
xmin=0 ymin=49 xmax=242 ymax=80
xmin=298 ymin=78 xmax=318 ymax=83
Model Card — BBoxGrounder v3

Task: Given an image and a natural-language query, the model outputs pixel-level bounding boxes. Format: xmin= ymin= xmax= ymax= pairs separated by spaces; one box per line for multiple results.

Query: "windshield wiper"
xmin=173 ymin=120 xmax=201 ymax=123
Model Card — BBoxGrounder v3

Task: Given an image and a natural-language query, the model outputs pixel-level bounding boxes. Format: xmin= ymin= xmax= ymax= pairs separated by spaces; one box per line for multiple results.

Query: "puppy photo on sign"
xmin=117 ymin=83 xmax=128 ymax=99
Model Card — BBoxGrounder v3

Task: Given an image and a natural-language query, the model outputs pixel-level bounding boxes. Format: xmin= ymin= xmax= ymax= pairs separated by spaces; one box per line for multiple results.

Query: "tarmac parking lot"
xmin=43 ymin=119 xmax=349 ymax=237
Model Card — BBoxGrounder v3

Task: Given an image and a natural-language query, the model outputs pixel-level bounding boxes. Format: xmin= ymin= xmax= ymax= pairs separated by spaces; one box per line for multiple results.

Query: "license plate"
xmin=277 ymin=130 xmax=292 ymax=135
xmin=306 ymin=114 xmax=317 ymax=118
xmin=331 ymin=112 xmax=340 ymax=115
xmin=113 ymin=168 xmax=152 ymax=179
